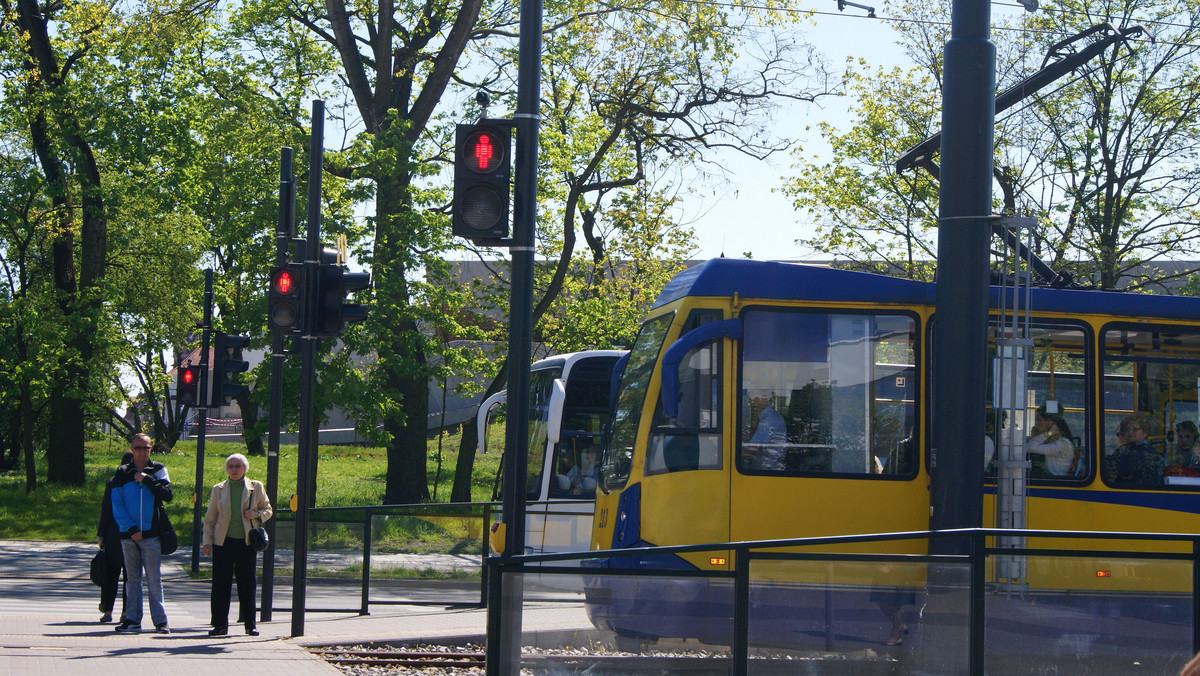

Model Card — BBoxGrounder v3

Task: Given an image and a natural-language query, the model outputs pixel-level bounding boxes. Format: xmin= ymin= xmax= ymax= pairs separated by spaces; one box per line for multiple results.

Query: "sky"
xmin=688 ymin=1 xmax=1034 ymax=262
xmin=686 ymin=6 xmax=908 ymax=262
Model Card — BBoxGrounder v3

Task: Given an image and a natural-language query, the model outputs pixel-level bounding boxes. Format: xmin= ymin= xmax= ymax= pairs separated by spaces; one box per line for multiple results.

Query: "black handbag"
xmin=157 ymin=502 xmax=178 ymax=555
xmin=248 ymin=519 xmax=269 ymax=553
xmin=90 ymin=550 xmax=108 ymax=587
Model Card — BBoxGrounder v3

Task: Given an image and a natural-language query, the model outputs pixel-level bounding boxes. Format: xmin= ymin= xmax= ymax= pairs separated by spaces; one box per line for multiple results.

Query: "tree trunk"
xmin=382 ymin=325 xmax=431 ymax=504
xmin=239 ymin=394 xmax=265 ymax=456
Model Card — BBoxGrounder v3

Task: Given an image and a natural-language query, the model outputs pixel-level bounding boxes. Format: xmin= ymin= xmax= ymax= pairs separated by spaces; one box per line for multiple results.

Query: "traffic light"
xmin=210 ymin=332 xmax=251 ymax=407
xmin=312 ymin=264 xmax=371 ymax=338
xmin=268 ymin=264 xmax=305 ymax=333
xmin=452 ymin=123 xmax=511 ymax=241
xmin=176 ymin=363 xmax=202 ymax=407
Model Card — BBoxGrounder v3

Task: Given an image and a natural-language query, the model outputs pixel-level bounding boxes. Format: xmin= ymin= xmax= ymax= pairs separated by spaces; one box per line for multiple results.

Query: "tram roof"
xmin=654 ymin=258 xmax=1200 ymax=321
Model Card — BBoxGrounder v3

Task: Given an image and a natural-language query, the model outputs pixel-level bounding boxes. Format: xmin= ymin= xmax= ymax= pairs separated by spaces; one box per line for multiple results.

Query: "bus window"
xmin=601 ymin=313 xmax=674 ymax=490
xmin=987 ymin=322 xmax=1090 ymax=481
xmin=737 ymin=309 xmax=917 ymax=477
xmin=548 ymin=356 xmax=622 ymax=498
xmin=1101 ymin=324 xmax=1200 ymax=489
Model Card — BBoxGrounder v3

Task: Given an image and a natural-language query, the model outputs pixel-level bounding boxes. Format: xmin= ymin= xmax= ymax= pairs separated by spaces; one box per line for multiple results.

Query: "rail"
xmin=264 ymin=500 xmax=593 ymax=614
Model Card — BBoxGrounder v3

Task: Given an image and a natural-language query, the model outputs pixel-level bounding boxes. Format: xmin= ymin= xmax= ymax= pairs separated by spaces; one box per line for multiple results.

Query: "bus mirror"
xmin=477 ymin=390 xmax=507 ymax=454
xmin=660 ymin=318 xmax=743 ymax=418
xmin=547 ymin=379 xmax=566 ymax=446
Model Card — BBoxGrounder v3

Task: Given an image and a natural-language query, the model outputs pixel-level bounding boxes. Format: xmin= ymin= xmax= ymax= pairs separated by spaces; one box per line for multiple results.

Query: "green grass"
xmin=0 ymin=426 xmax=504 ymax=544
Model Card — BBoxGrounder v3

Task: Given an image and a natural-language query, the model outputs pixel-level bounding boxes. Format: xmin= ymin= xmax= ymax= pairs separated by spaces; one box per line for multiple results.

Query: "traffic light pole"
xmin=486 ymin=0 xmax=541 ymax=670
xmin=263 ymin=146 xmax=295 ymax=624
xmin=291 ymin=101 xmax=324 ymax=637
xmin=190 ymin=269 xmax=213 ymax=576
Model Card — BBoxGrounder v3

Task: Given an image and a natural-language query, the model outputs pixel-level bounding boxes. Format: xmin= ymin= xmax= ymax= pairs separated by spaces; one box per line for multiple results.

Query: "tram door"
xmin=729 ymin=308 xmax=926 ymax=545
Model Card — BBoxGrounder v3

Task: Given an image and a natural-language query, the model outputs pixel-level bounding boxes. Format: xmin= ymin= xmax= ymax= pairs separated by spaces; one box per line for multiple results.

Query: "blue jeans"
xmin=120 ymin=537 xmax=166 ymax=627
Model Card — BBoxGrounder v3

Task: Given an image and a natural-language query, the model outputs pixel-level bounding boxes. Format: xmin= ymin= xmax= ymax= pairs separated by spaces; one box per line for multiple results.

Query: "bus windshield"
xmin=526 ymin=366 xmax=563 ymax=499
xmin=601 ymin=313 xmax=675 ymax=490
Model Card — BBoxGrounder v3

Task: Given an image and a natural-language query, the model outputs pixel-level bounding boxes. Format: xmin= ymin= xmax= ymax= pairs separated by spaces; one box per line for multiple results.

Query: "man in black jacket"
xmin=110 ymin=434 xmax=173 ymax=634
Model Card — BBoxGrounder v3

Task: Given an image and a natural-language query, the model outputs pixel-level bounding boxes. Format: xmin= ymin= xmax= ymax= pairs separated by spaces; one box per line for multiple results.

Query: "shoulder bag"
xmin=157 ymin=501 xmax=178 ymax=555
xmin=248 ymin=518 xmax=269 ymax=553
xmin=90 ymin=549 xmax=108 ymax=586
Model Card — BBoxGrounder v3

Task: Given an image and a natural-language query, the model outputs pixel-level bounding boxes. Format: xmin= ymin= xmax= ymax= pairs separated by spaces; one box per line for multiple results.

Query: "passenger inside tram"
xmin=1104 ymin=413 xmax=1164 ymax=486
xmin=1169 ymin=420 xmax=1200 ymax=472
xmin=1026 ymin=404 xmax=1076 ymax=477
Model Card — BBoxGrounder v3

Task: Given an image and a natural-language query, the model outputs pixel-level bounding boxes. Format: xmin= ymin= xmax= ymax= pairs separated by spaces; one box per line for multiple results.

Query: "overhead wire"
xmin=642 ymin=0 xmax=1200 ymax=51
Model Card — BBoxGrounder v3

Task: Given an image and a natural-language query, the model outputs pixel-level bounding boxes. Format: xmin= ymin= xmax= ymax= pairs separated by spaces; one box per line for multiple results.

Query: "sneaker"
xmin=99 ymin=613 xmax=112 ymax=623
xmin=155 ymin=624 xmax=170 ymax=634
xmin=114 ymin=621 xmax=141 ymax=633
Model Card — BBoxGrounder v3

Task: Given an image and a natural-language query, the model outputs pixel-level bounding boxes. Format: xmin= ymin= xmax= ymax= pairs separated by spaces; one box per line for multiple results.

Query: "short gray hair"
xmin=225 ymin=453 xmax=250 ymax=472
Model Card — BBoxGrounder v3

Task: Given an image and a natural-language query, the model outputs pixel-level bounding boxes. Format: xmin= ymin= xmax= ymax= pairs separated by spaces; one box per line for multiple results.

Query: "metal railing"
xmin=486 ymin=528 xmax=1200 ymax=675
xmin=265 ymin=500 xmax=593 ymax=614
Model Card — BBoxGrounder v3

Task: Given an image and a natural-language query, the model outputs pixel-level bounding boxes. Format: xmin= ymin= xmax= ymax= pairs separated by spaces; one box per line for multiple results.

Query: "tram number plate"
xmin=597 ymin=507 xmax=609 ymax=528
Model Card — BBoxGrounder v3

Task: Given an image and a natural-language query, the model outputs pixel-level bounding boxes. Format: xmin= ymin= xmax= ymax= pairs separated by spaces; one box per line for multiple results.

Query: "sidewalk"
xmin=0 ymin=540 xmax=594 ymax=676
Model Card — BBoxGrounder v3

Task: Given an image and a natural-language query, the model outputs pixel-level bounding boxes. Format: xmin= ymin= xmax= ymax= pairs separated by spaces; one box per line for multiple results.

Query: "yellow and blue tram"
xmin=583 ymin=258 xmax=1200 ymax=648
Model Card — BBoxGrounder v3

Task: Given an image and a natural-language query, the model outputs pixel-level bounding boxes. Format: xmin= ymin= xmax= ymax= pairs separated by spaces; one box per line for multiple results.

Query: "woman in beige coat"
xmin=202 ymin=453 xmax=272 ymax=636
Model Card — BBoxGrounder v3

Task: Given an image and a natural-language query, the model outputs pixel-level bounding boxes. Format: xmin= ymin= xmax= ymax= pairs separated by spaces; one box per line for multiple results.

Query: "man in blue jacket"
xmin=110 ymin=433 xmax=173 ymax=634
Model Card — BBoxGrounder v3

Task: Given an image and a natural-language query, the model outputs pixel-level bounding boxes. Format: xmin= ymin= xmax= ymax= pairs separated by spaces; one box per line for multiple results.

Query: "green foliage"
xmin=785 ymin=0 xmax=1200 ymax=287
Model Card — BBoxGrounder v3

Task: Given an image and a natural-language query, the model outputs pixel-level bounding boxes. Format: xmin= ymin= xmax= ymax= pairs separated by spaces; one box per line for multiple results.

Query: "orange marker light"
xmin=1096 ymin=570 xmax=1112 ymax=578
xmin=710 ymin=557 xmax=727 ymax=566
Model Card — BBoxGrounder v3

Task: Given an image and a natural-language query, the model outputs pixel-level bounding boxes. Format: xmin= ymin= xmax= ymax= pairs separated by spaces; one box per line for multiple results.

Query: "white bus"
xmin=478 ymin=350 xmax=627 ymax=558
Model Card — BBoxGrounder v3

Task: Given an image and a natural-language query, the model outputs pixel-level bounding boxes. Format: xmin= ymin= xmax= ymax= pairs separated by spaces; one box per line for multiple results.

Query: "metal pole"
xmin=291 ymin=100 xmax=324 ymax=637
xmin=191 ymin=270 xmax=213 ymax=576
xmin=929 ymin=0 xmax=994 ymax=542
xmin=360 ymin=507 xmax=372 ymax=616
xmin=263 ymin=147 xmax=295 ymax=623
xmin=487 ymin=0 xmax=541 ymax=669
xmin=732 ymin=548 xmax=750 ymax=676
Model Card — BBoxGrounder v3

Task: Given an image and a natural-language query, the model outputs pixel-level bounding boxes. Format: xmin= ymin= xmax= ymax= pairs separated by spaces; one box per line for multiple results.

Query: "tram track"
xmin=312 ymin=647 xmax=738 ymax=673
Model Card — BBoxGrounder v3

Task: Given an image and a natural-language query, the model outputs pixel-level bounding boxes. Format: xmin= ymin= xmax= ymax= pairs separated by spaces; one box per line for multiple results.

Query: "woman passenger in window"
xmin=1027 ymin=407 xmax=1075 ymax=476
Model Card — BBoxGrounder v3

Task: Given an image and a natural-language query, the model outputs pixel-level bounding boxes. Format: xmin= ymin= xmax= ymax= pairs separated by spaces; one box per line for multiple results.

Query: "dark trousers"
xmin=99 ymin=546 xmax=126 ymax=615
xmin=211 ymin=536 xmax=256 ymax=629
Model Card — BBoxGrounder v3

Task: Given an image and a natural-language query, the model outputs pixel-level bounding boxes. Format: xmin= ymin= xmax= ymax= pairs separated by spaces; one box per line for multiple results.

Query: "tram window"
xmin=600 ymin=313 xmax=674 ymax=490
xmin=1101 ymin=324 xmax=1200 ymax=489
xmin=736 ymin=309 xmax=917 ymax=478
xmin=986 ymin=322 xmax=1090 ymax=481
xmin=646 ymin=312 xmax=723 ymax=475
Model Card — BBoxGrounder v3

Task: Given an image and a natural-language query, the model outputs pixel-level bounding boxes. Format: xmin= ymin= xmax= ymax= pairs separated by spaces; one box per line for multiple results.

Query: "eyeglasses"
xmin=132 ymin=445 xmax=152 ymax=450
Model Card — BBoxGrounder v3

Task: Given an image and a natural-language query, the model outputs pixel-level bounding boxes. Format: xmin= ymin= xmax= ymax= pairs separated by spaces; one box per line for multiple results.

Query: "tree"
xmin=446 ymin=0 xmax=837 ymax=500
xmin=4 ymin=0 xmax=110 ymax=483
xmin=255 ymin=0 xmax=487 ymax=504
xmin=785 ymin=0 xmax=1200 ymax=290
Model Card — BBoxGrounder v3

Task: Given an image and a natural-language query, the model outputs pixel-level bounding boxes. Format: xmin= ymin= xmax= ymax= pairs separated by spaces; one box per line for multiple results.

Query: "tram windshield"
xmin=601 ymin=312 xmax=674 ymax=490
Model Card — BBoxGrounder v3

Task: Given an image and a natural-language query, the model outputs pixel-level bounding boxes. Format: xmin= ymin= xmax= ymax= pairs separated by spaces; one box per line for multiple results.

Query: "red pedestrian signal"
xmin=176 ymin=364 xmax=202 ymax=407
xmin=268 ymin=264 xmax=304 ymax=333
xmin=452 ymin=123 xmax=511 ymax=241
xmin=468 ymin=132 xmax=498 ymax=171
